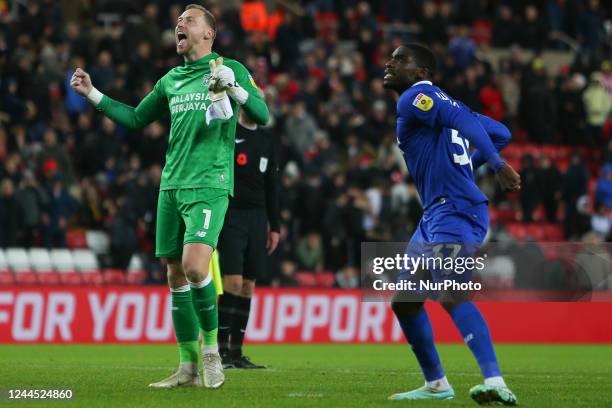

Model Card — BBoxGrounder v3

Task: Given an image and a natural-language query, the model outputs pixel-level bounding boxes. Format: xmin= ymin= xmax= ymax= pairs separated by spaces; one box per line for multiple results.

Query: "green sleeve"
xmin=230 ymin=61 xmax=270 ymax=126
xmin=97 ymin=78 xmax=167 ymax=129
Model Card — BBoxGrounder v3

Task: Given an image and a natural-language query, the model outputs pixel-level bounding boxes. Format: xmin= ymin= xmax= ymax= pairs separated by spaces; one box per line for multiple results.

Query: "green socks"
xmin=170 ymin=274 xmax=219 ymax=364
xmin=190 ymin=275 xmax=219 ymax=347
xmin=170 ymin=285 xmax=199 ymax=364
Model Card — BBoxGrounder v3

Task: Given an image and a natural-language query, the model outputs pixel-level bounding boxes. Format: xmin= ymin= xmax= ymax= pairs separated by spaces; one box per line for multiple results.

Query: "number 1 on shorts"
xmin=202 ymin=208 xmax=211 ymax=230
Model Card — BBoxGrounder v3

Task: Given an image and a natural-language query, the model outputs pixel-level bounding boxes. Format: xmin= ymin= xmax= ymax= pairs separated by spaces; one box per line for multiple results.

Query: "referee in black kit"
xmin=217 ymin=108 xmax=281 ymax=369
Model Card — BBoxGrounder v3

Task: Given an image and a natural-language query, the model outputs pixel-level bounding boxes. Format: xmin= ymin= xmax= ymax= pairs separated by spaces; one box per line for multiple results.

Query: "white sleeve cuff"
xmin=87 ymin=87 xmax=104 ymax=106
xmin=228 ymin=85 xmax=249 ymax=105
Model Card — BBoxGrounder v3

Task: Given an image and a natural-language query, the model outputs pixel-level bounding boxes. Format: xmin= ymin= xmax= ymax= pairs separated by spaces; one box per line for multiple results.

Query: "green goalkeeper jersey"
xmin=95 ymin=52 xmax=269 ymax=193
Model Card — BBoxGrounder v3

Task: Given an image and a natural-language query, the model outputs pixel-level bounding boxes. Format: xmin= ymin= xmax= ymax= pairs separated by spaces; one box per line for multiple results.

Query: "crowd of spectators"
xmin=0 ymin=0 xmax=611 ymax=287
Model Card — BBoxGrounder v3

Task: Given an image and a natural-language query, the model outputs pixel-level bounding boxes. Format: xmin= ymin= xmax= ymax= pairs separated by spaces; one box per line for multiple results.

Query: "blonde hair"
xmin=185 ymin=4 xmax=217 ymax=42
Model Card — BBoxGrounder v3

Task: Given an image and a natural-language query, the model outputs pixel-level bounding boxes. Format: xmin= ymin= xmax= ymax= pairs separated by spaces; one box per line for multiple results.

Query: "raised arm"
xmin=400 ymin=90 xmax=520 ymax=190
xmin=211 ymin=61 xmax=270 ymax=126
xmin=71 ymin=68 xmax=167 ymax=129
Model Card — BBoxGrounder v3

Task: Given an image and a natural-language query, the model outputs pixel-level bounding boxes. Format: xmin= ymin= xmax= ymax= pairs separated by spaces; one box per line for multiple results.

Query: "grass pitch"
xmin=1 ymin=344 xmax=611 ymax=407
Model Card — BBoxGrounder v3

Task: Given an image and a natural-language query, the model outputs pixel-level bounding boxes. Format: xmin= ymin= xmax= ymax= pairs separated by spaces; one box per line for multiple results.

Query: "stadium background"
xmin=0 ymin=0 xmax=611 ymax=345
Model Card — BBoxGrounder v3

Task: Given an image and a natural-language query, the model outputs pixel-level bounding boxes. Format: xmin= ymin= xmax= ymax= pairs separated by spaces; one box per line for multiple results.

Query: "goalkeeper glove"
xmin=205 ymin=57 xmax=233 ymax=125
xmin=208 ymin=56 xmax=249 ymax=105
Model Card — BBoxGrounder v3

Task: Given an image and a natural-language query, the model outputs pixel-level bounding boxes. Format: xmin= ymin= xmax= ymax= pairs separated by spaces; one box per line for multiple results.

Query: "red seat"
xmin=502 ymin=144 xmax=522 ymax=159
xmin=541 ymin=145 xmax=559 ymax=159
xmin=531 ymin=204 xmax=546 ymax=222
xmin=525 ymin=224 xmax=546 ymax=242
xmin=37 ymin=271 xmax=61 ymax=285
xmin=506 ymin=223 xmax=527 ymax=241
xmin=13 ymin=270 xmax=38 ymax=285
xmin=66 ymin=229 xmax=87 ymax=249
xmin=0 ymin=270 xmax=15 ymax=285
xmin=80 ymin=270 xmax=103 ymax=286
xmin=103 ymin=269 xmax=126 ymax=285
xmin=59 ymin=271 xmax=82 ymax=285
xmin=523 ymin=143 xmax=542 ymax=158
xmin=295 ymin=272 xmax=317 ymax=287
xmin=557 ymin=145 xmax=571 ymax=160
xmin=542 ymin=223 xmax=565 ymax=241
xmin=316 ymin=272 xmax=336 ymax=288
xmin=126 ymin=269 xmax=146 ymax=285
xmin=494 ymin=207 xmax=519 ymax=223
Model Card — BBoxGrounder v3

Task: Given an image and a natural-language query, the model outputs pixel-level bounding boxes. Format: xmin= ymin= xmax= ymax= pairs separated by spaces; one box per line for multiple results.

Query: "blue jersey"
xmin=396 ymin=81 xmax=509 ymax=211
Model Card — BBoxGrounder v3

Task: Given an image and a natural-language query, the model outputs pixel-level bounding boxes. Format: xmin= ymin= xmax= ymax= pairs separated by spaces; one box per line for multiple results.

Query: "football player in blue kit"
xmin=383 ymin=44 xmax=521 ymax=405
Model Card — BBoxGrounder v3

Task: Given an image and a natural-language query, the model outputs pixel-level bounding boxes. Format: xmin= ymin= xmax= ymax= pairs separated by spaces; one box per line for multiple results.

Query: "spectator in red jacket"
xmin=479 ymin=76 xmax=505 ymax=121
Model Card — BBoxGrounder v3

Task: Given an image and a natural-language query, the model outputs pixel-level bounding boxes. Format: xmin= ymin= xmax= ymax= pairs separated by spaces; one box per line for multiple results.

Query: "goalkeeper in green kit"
xmin=71 ymin=4 xmax=269 ymax=389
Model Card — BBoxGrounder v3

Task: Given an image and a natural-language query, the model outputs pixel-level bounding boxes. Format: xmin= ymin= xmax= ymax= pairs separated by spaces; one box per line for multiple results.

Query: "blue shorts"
xmin=398 ymin=198 xmax=489 ymax=298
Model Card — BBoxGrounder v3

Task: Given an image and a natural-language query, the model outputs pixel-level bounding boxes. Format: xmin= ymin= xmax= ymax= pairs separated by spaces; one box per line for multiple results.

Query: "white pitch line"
xmin=7 ymin=364 xmax=609 ymax=380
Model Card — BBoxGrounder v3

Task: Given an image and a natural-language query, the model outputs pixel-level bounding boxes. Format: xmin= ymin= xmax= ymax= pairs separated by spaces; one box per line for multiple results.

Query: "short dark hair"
xmin=404 ymin=43 xmax=436 ymax=77
xmin=186 ymin=4 xmax=217 ymax=41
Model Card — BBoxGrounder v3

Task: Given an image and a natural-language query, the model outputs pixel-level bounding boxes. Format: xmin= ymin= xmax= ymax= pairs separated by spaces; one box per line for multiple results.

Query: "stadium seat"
xmin=503 ymin=144 xmax=522 ymax=159
xmin=50 ymin=249 xmax=81 ymax=285
xmin=505 ymin=223 xmax=528 ymax=241
xmin=525 ymin=224 xmax=546 ymax=242
xmin=493 ymin=207 xmax=519 ymax=223
xmin=523 ymin=143 xmax=542 ymax=158
xmin=29 ymin=248 xmax=60 ymax=285
xmin=316 ymin=272 xmax=336 ymax=288
xmin=531 ymin=204 xmax=545 ymax=222
xmin=541 ymin=145 xmax=562 ymax=160
xmin=542 ymin=223 xmax=565 ymax=242
xmin=6 ymin=248 xmax=37 ymax=285
xmin=86 ymin=230 xmax=110 ymax=255
xmin=0 ymin=248 xmax=15 ymax=285
xmin=103 ymin=268 xmax=126 ymax=285
xmin=557 ymin=145 xmax=571 ymax=160
xmin=296 ymin=272 xmax=317 ymax=287
xmin=72 ymin=249 xmax=102 ymax=286
xmin=126 ymin=254 xmax=146 ymax=285
xmin=66 ymin=229 xmax=87 ymax=249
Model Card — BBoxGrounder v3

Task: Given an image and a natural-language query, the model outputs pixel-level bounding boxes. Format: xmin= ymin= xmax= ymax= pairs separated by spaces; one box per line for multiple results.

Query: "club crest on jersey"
xmin=202 ymin=73 xmax=211 ymax=87
xmin=413 ymin=93 xmax=433 ymax=111
xmin=259 ymin=157 xmax=268 ymax=173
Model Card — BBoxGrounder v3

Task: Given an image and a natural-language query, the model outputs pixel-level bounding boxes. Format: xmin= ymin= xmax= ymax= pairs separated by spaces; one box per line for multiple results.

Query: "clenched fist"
xmin=496 ymin=162 xmax=521 ymax=192
xmin=70 ymin=68 xmax=93 ymax=97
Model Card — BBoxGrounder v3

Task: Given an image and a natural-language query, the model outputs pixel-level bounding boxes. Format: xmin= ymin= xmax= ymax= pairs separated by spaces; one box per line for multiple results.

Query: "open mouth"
xmin=176 ymin=32 xmax=187 ymax=47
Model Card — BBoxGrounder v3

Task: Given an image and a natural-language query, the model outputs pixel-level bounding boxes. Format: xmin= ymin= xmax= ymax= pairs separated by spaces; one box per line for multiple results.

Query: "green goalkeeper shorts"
xmin=155 ymin=188 xmax=229 ymax=258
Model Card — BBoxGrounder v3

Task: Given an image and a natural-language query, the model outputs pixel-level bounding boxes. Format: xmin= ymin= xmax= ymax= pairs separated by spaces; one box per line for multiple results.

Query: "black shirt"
xmin=231 ymin=123 xmax=281 ymax=232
